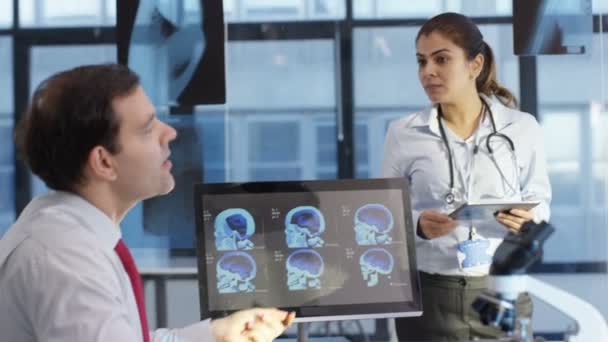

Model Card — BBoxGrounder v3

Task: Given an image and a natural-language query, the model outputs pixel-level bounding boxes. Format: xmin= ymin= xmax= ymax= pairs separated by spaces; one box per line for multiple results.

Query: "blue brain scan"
xmin=216 ymin=252 xmax=256 ymax=294
xmin=286 ymin=249 xmax=324 ymax=291
xmin=214 ymin=208 xmax=255 ymax=251
xmin=360 ymin=248 xmax=394 ymax=287
xmin=285 ymin=206 xmax=326 ymax=248
xmin=354 ymin=204 xmax=394 ymax=245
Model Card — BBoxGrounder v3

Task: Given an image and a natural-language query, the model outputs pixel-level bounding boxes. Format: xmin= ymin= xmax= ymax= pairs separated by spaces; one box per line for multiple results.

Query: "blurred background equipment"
xmin=513 ymin=0 xmax=592 ymax=55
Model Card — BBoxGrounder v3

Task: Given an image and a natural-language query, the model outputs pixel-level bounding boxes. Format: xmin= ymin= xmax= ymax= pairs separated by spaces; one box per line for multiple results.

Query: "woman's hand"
xmin=495 ymin=208 xmax=535 ymax=233
xmin=418 ymin=210 xmax=458 ymax=239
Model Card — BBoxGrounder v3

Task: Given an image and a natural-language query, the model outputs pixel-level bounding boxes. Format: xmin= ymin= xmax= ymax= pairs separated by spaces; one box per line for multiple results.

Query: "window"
xmin=224 ymin=39 xmax=337 ymax=181
xmin=225 ymin=0 xmax=345 ymax=22
xmin=0 ymin=37 xmax=13 ymax=235
xmin=353 ymin=0 xmax=512 ymax=19
xmin=317 ymin=121 xmax=338 ymax=179
xmin=196 ymin=109 xmax=228 ymax=183
xmin=537 ymin=33 xmax=608 ymax=262
xmin=541 ymin=110 xmax=582 ymax=206
xmin=593 ymin=0 xmax=608 ymax=14
xmin=592 ymin=106 xmax=607 ymax=206
xmin=0 ymin=1 xmax=12 ymax=28
xmin=19 ymin=0 xmax=116 ymax=27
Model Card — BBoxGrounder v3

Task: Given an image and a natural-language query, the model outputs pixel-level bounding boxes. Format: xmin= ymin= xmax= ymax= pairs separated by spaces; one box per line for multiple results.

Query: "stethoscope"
xmin=437 ymin=97 xmax=517 ymax=205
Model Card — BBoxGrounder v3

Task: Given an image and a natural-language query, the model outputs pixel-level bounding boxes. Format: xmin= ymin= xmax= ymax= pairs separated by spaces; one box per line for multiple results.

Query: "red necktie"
xmin=115 ymin=239 xmax=150 ymax=342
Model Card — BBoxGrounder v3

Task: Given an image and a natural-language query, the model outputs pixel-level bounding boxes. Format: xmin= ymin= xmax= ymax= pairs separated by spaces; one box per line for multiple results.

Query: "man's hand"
xmin=418 ymin=209 xmax=458 ymax=239
xmin=495 ymin=208 xmax=535 ymax=233
xmin=211 ymin=308 xmax=295 ymax=342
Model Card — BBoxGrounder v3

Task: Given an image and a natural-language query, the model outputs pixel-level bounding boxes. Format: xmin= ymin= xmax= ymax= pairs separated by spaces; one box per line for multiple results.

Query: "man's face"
xmin=110 ymin=85 xmax=177 ymax=202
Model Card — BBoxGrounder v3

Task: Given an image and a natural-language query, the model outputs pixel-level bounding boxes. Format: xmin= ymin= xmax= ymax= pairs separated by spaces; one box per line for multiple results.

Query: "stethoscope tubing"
xmin=437 ymin=97 xmax=516 ymax=204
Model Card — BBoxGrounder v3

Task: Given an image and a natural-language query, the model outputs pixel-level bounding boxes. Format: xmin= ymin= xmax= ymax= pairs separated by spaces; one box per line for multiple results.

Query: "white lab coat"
xmin=381 ymin=95 xmax=551 ymax=276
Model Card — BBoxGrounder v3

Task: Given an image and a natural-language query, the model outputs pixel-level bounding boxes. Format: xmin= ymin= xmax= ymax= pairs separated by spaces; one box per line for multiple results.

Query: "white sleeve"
xmin=380 ymin=121 xmax=427 ymax=241
xmin=151 ymin=320 xmax=213 ymax=342
xmin=381 ymin=121 xmax=403 ymax=178
xmin=519 ymin=117 xmax=552 ymax=223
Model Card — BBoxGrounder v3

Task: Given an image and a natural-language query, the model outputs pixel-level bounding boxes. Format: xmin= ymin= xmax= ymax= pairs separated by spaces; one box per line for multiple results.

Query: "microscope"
xmin=473 ymin=221 xmax=608 ymax=341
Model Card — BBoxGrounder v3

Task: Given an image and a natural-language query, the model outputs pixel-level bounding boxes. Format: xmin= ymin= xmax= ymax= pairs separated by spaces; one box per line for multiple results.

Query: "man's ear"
xmin=470 ymin=53 xmax=485 ymax=80
xmin=86 ymin=146 xmax=117 ymax=181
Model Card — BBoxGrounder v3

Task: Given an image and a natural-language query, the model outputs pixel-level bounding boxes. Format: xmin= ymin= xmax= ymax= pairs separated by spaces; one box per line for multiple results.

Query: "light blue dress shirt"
xmin=381 ymin=95 xmax=551 ymax=276
xmin=0 ymin=191 xmax=211 ymax=342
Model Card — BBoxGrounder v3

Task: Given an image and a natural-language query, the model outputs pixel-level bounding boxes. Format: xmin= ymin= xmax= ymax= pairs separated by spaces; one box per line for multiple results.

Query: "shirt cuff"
xmin=151 ymin=319 xmax=212 ymax=342
xmin=411 ymin=210 xmax=430 ymax=241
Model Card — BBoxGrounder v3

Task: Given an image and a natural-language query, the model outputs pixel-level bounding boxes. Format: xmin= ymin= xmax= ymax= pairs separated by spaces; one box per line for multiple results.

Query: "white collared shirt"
xmin=0 ymin=191 xmax=212 ymax=342
xmin=381 ymin=95 xmax=552 ymax=276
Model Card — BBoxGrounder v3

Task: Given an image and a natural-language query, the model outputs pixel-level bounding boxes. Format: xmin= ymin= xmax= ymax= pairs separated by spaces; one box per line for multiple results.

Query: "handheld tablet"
xmin=194 ymin=178 xmax=422 ymax=322
xmin=448 ymin=201 xmax=540 ymax=221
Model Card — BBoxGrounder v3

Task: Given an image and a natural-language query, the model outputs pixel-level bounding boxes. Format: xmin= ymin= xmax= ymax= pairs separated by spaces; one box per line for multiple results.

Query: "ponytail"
xmin=477 ymin=41 xmax=518 ymax=108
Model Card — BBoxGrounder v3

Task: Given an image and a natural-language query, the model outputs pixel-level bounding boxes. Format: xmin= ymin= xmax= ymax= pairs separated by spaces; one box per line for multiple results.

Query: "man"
xmin=0 ymin=64 xmax=295 ymax=341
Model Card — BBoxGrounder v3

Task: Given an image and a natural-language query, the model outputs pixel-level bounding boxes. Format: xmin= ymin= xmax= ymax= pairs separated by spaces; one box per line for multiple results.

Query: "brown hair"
xmin=14 ymin=63 xmax=140 ymax=192
xmin=416 ymin=12 xmax=517 ymax=107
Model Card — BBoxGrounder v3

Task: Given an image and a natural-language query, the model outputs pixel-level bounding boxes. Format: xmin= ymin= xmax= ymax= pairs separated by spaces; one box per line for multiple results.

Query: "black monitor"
xmin=513 ymin=0 xmax=592 ymax=56
xmin=117 ymin=0 xmax=226 ymax=105
xmin=194 ymin=178 xmax=422 ymax=322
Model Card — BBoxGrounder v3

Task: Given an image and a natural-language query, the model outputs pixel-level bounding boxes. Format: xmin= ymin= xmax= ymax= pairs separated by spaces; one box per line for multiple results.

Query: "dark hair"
xmin=14 ymin=63 xmax=140 ymax=192
xmin=416 ymin=12 xmax=517 ymax=107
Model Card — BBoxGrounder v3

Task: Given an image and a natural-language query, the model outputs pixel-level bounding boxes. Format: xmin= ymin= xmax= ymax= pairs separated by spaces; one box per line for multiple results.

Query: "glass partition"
xmin=0 ymin=37 xmax=13 ymax=235
xmin=537 ymin=34 xmax=608 ymax=263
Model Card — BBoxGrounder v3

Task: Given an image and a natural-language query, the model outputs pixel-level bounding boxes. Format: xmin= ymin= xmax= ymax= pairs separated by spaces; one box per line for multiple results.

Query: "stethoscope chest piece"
xmin=445 ymin=191 xmax=455 ymax=205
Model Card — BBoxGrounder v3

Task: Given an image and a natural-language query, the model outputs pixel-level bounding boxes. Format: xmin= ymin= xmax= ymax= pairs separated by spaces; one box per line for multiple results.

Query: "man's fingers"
xmin=244 ymin=320 xmax=283 ymax=342
xmin=257 ymin=311 xmax=285 ymax=334
xmin=252 ymin=308 xmax=292 ymax=325
xmin=283 ymin=311 xmax=296 ymax=327
xmin=242 ymin=308 xmax=292 ymax=342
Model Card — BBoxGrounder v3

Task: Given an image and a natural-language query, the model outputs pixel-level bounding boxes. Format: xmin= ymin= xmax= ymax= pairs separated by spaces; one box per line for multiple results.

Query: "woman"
xmin=381 ymin=12 xmax=551 ymax=341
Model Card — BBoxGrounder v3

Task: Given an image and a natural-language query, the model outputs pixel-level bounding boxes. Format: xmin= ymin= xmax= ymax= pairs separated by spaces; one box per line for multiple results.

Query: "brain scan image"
xmin=360 ymin=248 xmax=394 ymax=287
xmin=214 ymin=208 xmax=255 ymax=251
xmin=285 ymin=206 xmax=326 ymax=248
xmin=216 ymin=252 xmax=257 ymax=294
xmin=286 ymin=249 xmax=324 ymax=291
xmin=354 ymin=204 xmax=394 ymax=245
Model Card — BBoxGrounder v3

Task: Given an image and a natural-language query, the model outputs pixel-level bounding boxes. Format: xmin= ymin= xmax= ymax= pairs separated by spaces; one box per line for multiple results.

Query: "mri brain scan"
xmin=360 ymin=248 xmax=394 ymax=287
xmin=286 ymin=249 xmax=324 ymax=290
xmin=354 ymin=204 xmax=394 ymax=245
xmin=285 ymin=206 xmax=326 ymax=248
xmin=214 ymin=208 xmax=255 ymax=251
xmin=216 ymin=252 xmax=256 ymax=294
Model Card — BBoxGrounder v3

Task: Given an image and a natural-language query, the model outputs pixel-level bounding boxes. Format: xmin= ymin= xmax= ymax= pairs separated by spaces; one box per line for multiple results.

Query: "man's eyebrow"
xmin=416 ymin=48 xmax=451 ymax=57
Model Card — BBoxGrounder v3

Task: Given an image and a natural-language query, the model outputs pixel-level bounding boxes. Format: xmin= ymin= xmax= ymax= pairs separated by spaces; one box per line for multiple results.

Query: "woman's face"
xmin=416 ymin=32 xmax=481 ymax=105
